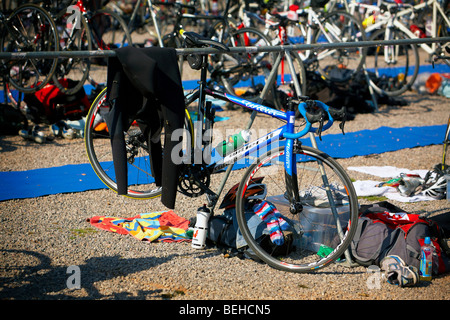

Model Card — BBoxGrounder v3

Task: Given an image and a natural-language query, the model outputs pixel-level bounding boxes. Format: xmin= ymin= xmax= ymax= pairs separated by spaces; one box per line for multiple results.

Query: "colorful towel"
xmin=88 ymin=210 xmax=191 ymax=243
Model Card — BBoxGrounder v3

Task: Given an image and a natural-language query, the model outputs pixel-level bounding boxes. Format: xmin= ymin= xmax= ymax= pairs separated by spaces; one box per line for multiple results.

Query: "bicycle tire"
xmin=84 ymin=87 xmax=194 ymax=199
xmin=87 ymin=9 xmax=133 ymax=89
xmin=313 ymin=11 xmax=367 ymax=83
xmin=1 ymin=3 xmax=59 ymax=93
xmin=366 ymin=27 xmax=419 ymax=97
xmin=235 ymin=145 xmax=359 ymax=273
xmin=211 ymin=26 xmax=277 ymax=103
xmin=437 ymin=8 xmax=450 ymax=67
xmin=208 ymin=25 xmax=307 ymax=110
xmin=51 ymin=12 xmax=92 ymax=95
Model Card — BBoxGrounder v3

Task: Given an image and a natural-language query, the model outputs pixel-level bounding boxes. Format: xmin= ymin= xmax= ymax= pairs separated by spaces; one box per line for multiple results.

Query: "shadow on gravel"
xmin=0 ymin=249 xmax=180 ymax=300
xmin=0 ymin=136 xmax=19 ymax=153
xmin=369 ymin=94 xmax=446 ymax=116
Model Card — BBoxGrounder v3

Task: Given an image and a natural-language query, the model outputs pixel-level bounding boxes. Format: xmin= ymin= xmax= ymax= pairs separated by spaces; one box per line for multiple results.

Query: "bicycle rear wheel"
xmin=208 ymin=25 xmax=279 ymax=105
xmin=366 ymin=28 xmax=419 ymax=97
xmin=87 ymin=9 xmax=133 ymax=90
xmin=313 ymin=11 xmax=367 ymax=83
xmin=235 ymin=145 xmax=359 ymax=272
xmin=51 ymin=12 xmax=92 ymax=95
xmin=84 ymin=88 xmax=193 ymax=199
xmin=1 ymin=4 xmax=59 ymax=93
xmin=437 ymin=8 xmax=450 ymax=67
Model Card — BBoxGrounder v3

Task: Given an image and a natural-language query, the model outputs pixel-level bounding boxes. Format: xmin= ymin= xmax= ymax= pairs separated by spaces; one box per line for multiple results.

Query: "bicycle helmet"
xmin=219 ymin=177 xmax=266 ymax=209
xmin=422 ymin=175 xmax=447 ymax=199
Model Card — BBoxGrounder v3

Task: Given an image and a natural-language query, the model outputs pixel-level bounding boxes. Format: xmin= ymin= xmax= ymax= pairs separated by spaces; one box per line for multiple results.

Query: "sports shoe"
xmin=380 ymin=255 xmax=406 ymax=272
xmin=51 ymin=120 xmax=75 ymax=139
xmin=19 ymin=126 xmax=45 ymax=144
xmin=380 ymin=255 xmax=419 ymax=287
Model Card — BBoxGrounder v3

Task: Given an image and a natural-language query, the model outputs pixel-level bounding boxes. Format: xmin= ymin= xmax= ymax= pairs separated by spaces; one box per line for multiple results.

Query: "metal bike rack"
xmin=1 ymin=36 xmax=449 ymax=59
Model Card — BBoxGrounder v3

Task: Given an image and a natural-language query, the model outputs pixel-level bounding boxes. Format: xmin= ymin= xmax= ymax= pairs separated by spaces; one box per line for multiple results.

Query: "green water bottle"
xmin=216 ymin=130 xmax=251 ymax=156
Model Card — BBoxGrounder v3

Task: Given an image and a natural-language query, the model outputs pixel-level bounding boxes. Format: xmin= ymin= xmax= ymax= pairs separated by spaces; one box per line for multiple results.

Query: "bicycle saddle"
xmin=181 ymin=30 xmax=230 ymax=52
xmin=181 ymin=30 xmax=229 ymax=70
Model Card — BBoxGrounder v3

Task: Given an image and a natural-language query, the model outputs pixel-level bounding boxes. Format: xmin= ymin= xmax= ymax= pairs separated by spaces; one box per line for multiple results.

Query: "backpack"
xmin=204 ymin=205 xmax=294 ymax=261
xmin=23 ymin=79 xmax=90 ymax=124
xmin=350 ymin=201 xmax=450 ymax=275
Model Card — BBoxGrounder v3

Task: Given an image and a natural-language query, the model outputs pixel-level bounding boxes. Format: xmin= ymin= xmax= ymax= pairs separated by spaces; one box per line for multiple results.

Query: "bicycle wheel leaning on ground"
xmin=84 ymin=88 xmax=193 ymax=199
xmin=235 ymin=145 xmax=359 ymax=272
xmin=87 ymin=8 xmax=133 ymax=90
xmin=51 ymin=9 xmax=92 ymax=95
xmin=312 ymin=11 xmax=367 ymax=83
xmin=208 ymin=24 xmax=307 ymax=110
xmin=365 ymin=27 xmax=420 ymax=97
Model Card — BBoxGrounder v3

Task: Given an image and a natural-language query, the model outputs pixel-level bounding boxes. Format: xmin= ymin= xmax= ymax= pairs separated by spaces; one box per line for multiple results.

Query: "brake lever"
xmin=317 ymin=114 xmax=324 ymax=141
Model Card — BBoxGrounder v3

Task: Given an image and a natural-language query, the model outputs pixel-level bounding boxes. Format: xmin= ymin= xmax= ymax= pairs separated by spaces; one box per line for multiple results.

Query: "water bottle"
xmin=211 ymin=0 xmax=219 ymax=15
xmin=419 ymin=237 xmax=433 ymax=281
xmin=191 ymin=204 xmax=211 ymax=249
xmin=362 ymin=14 xmax=376 ymax=29
xmin=215 ymin=130 xmax=251 ymax=156
xmin=410 ymin=25 xmax=426 ymax=39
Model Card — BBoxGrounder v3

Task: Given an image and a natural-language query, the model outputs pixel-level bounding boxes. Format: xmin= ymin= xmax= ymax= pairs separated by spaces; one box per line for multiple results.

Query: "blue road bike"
xmin=85 ymin=31 xmax=359 ymax=272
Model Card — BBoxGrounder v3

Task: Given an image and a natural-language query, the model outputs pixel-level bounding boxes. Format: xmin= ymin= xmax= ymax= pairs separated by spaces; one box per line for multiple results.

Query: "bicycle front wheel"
xmin=235 ymin=145 xmax=359 ymax=273
xmin=366 ymin=28 xmax=419 ymax=97
xmin=84 ymin=88 xmax=193 ymax=199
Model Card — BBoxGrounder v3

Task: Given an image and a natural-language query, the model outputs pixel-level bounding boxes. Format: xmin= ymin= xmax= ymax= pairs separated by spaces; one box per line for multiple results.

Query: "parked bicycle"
xmin=41 ymin=0 xmax=132 ymax=95
xmin=84 ymin=30 xmax=359 ymax=273
xmin=0 ymin=3 xmax=58 ymax=95
xmin=241 ymin=2 xmax=367 ymax=83
xmin=350 ymin=0 xmax=449 ymax=96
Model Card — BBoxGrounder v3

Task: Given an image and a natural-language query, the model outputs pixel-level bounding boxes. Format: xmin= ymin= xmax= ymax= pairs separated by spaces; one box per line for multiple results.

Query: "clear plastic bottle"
xmin=216 ymin=130 xmax=251 ymax=156
xmin=191 ymin=204 xmax=211 ymax=249
xmin=419 ymin=237 xmax=433 ymax=281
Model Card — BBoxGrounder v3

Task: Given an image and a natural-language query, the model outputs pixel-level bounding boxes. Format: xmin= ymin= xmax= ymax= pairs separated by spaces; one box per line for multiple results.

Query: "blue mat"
xmin=0 ymin=124 xmax=445 ymax=201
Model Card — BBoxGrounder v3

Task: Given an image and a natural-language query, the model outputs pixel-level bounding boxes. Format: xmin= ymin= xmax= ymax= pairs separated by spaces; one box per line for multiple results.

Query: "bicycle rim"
xmin=313 ymin=11 xmax=367 ymax=82
xmin=235 ymin=145 xmax=359 ymax=273
xmin=2 ymin=4 xmax=59 ymax=93
xmin=366 ymin=28 xmax=419 ymax=97
xmin=88 ymin=9 xmax=133 ymax=89
xmin=84 ymin=88 xmax=193 ymax=199
xmin=209 ymin=26 xmax=278 ymax=103
xmin=437 ymin=9 xmax=450 ymax=67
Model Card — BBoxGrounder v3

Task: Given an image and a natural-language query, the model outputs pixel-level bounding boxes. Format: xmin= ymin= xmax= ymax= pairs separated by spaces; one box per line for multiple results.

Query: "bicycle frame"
xmin=350 ymin=0 xmax=450 ymax=60
xmin=127 ymin=0 xmax=165 ymax=47
xmin=393 ymin=0 xmax=450 ymax=57
xmin=180 ymin=49 xmax=320 ymax=211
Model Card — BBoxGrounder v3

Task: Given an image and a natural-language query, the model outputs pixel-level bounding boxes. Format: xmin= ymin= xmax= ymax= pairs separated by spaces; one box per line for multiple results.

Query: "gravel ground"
xmin=1 ymin=64 xmax=450 ymax=306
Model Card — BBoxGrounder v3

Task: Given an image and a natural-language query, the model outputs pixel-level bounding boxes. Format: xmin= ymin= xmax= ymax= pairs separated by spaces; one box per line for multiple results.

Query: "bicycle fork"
xmin=285 ymin=127 xmax=356 ymax=266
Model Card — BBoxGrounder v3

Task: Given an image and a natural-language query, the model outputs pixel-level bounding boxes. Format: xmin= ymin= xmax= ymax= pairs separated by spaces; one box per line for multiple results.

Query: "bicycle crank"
xmin=178 ymin=164 xmax=212 ymax=198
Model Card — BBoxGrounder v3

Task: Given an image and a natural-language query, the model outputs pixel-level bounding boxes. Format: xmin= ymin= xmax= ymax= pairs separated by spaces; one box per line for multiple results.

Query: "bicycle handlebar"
xmin=283 ymin=101 xmax=346 ymax=140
